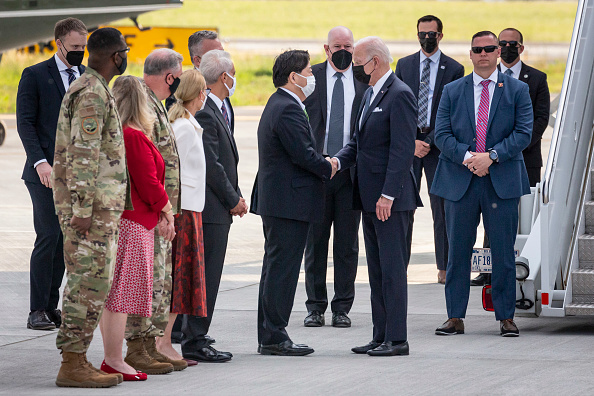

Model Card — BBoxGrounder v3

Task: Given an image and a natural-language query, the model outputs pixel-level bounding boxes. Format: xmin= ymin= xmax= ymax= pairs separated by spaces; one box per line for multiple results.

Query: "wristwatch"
xmin=488 ymin=149 xmax=499 ymax=163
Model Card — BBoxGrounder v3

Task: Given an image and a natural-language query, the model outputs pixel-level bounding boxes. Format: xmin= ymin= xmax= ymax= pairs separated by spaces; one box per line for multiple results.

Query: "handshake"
xmin=326 ymin=157 xmax=339 ymax=179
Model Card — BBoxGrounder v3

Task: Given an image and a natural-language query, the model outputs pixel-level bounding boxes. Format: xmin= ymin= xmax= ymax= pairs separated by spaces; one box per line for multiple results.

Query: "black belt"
xmin=419 ymin=127 xmax=432 ymax=134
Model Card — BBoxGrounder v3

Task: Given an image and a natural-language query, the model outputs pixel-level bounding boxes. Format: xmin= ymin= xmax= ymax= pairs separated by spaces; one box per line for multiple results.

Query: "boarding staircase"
xmin=571 ymin=186 xmax=594 ymax=315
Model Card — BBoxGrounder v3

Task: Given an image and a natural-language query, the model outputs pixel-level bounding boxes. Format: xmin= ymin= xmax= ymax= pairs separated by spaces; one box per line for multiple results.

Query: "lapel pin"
xmin=440 ymin=65 xmax=445 ymax=69
xmin=524 ymin=74 xmax=528 ymax=78
xmin=498 ymin=83 xmax=503 ymax=87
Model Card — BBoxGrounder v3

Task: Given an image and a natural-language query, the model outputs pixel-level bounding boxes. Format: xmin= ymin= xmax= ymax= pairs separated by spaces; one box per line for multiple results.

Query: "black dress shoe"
xmin=500 ymin=319 xmax=520 ymax=337
xmin=351 ymin=341 xmax=382 ymax=354
xmin=367 ymin=341 xmax=409 ymax=356
xmin=470 ymin=273 xmax=491 ymax=286
xmin=171 ymin=331 xmax=183 ymax=344
xmin=27 ymin=310 xmax=55 ymax=330
xmin=205 ymin=334 xmax=216 ymax=345
xmin=331 ymin=312 xmax=351 ymax=328
xmin=435 ymin=318 xmax=464 ymax=335
xmin=183 ymin=345 xmax=232 ymax=363
xmin=258 ymin=340 xmax=314 ymax=356
xmin=46 ymin=309 xmax=61 ymax=328
xmin=304 ymin=311 xmax=324 ymax=327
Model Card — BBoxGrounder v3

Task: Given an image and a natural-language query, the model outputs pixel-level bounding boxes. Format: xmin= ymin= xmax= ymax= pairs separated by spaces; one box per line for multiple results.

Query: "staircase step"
xmin=572 ymin=294 xmax=594 ymax=304
xmin=578 ymin=235 xmax=594 ymax=263
xmin=571 ymin=269 xmax=594 ymax=295
xmin=585 ymin=201 xmax=594 ymax=232
xmin=566 ymin=303 xmax=594 ymax=316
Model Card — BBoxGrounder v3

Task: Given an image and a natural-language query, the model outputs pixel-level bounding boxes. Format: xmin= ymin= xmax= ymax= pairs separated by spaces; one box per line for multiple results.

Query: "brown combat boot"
xmin=144 ymin=336 xmax=188 ymax=371
xmin=56 ymin=352 xmax=119 ymax=388
xmin=125 ymin=337 xmax=174 ymax=374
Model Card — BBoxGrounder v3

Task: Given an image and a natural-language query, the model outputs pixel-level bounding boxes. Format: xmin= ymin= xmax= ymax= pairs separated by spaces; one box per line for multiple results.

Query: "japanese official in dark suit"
xmin=431 ymin=31 xmax=533 ymax=337
xmin=181 ymin=50 xmax=246 ymax=363
xmin=251 ymin=50 xmax=334 ymax=356
xmin=332 ymin=37 xmax=421 ymax=356
xmin=302 ymin=26 xmax=367 ymax=329
xmin=395 ymin=15 xmax=464 ymax=284
xmin=498 ymin=28 xmax=550 ymax=187
xmin=16 ymin=18 xmax=87 ymax=331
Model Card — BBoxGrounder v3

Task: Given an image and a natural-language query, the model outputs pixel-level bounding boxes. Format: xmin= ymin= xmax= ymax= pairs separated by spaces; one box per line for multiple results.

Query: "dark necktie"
xmin=221 ymin=102 xmax=231 ymax=133
xmin=327 ymin=72 xmax=345 ymax=156
xmin=65 ymin=68 xmax=76 ymax=87
xmin=359 ymin=88 xmax=372 ymax=129
xmin=417 ymin=58 xmax=431 ymax=128
xmin=504 ymin=68 xmax=513 ymax=77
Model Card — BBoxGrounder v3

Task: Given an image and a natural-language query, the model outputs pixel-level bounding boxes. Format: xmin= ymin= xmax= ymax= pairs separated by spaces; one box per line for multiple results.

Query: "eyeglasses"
xmin=499 ymin=40 xmax=520 ymax=47
xmin=471 ymin=45 xmax=498 ymax=54
xmin=418 ymin=31 xmax=440 ymax=39
xmin=114 ymin=47 xmax=130 ymax=55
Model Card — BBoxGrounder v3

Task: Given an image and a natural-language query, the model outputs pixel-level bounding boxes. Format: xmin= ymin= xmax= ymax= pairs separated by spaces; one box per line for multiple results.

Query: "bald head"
xmin=325 ymin=26 xmax=355 ymax=72
xmin=328 ymin=26 xmax=353 ymax=45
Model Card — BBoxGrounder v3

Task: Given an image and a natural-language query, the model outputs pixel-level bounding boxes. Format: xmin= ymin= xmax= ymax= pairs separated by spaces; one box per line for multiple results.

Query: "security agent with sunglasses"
xmin=124 ymin=48 xmax=187 ymax=373
xmin=431 ymin=31 xmax=533 ymax=338
xmin=301 ymin=26 xmax=368 ymax=329
xmin=52 ymin=27 xmax=132 ymax=388
xmin=395 ymin=15 xmax=464 ymax=285
xmin=16 ymin=17 xmax=87 ymax=331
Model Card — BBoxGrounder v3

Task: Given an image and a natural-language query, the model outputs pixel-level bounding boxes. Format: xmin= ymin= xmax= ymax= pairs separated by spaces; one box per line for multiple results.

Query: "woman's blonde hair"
xmin=112 ymin=75 xmax=156 ymax=139
xmin=168 ymin=69 xmax=206 ymax=123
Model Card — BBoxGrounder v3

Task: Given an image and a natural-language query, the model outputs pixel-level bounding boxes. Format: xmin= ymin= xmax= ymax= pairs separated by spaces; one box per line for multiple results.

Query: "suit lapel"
xmin=350 ymin=76 xmax=367 ymax=138
xmin=411 ymin=52 xmax=421 ymax=99
xmin=431 ymin=56 xmax=447 ymax=111
xmin=226 ymin=98 xmax=235 ymax=133
xmin=48 ymin=57 xmax=66 ymax=97
xmin=486 ymin=72 xmax=505 ymax=134
xmin=360 ymin=74 xmax=394 ymax=129
xmin=208 ymin=98 xmax=239 ymax=161
xmin=318 ymin=62 xmax=328 ymax=128
xmin=464 ymin=76 xmax=476 ymax=132
xmin=519 ymin=62 xmax=529 ymax=84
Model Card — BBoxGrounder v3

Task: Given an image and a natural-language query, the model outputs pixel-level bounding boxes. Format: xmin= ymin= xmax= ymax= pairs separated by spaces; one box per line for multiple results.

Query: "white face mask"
xmin=199 ymin=91 xmax=207 ymax=111
xmin=224 ymin=72 xmax=236 ymax=97
xmin=296 ymin=73 xmax=316 ymax=98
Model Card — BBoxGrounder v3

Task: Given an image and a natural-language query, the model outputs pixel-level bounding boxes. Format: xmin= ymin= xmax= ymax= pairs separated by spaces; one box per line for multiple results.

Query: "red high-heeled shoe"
xmin=101 ymin=361 xmax=148 ymax=381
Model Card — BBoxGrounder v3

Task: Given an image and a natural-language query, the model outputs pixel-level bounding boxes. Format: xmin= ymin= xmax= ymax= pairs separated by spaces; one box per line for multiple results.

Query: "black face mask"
xmin=353 ymin=59 xmax=373 ymax=84
xmin=167 ymin=75 xmax=181 ymax=96
xmin=419 ymin=38 xmax=438 ymax=54
xmin=329 ymin=49 xmax=353 ymax=71
xmin=500 ymin=45 xmax=520 ymax=64
xmin=59 ymin=42 xmax=84 ymax=67
xmin=114 ymin=54 xmax=127 ymax=75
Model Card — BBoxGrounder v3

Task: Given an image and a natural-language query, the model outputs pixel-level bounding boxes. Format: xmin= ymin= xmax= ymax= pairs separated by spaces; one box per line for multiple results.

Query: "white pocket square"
xmin=372 ymin=108 xmax=382 ymax=113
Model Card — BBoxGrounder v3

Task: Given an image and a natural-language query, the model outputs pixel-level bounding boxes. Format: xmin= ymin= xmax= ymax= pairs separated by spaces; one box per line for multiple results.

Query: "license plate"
xmin=471 ymin=248 xmax=519 ymax=273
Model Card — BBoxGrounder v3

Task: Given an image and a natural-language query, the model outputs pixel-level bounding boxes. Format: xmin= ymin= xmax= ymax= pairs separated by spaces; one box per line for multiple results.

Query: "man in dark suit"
xmin=332 ymin=37 xmax=421 ymax=356
xmin=431 ymin=31 xmax=533 ymax=337
xmin=181 ymin=50 xmax=246 ymax=363
xmin=395 ymin=15 xmax=464 ymax=284
xmin=251 ymin=50 xmax=334 ymax=356
xmin=16 ymin=17 xmax=87 ymax=330
xmin=471 ymin=28 xmax=550 ymax=287
xmin=302 ymin=26 xmax=367 ymax=328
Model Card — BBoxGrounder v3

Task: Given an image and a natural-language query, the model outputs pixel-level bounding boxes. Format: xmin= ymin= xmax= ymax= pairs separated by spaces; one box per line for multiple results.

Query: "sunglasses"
xmin=418 ymin=31 xmax=440 ymax=39
xmin=471 ymin=45 xmax=498 ymax=54
xmin=499 ymin=40 xmax=520 ymax=47
xmin=113 ymin=47 xmax=130 ymax=56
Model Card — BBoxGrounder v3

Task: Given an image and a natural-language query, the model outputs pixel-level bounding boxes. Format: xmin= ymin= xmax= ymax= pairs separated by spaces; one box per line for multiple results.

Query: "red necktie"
xmin=475 ymin=80 xmax=490 ymax=153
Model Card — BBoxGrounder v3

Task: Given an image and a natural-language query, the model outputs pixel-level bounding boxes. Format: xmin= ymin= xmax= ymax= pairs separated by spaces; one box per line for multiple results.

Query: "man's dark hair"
xmin=499 ymin=28 xmax=524 ymax=44
xmin=87 ymin=27 xmax=124 ymax=56
xmin=471 ymin=30 xmax=498 ymax=45
xmin=54 ymin=17 xmax=87 ymax=41
xmin=417 ymin=15 xmax=443 ymax=33
xmin=188 ymin=30 xmax=219 ymax=58
xmin=272 ymin=50 xmax=310 ymax=88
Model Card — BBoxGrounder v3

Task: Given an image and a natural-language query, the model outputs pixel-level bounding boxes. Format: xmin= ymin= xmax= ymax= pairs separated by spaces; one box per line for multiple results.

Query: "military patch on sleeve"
xmin=81 ymin=116 xmax=98 ymax=135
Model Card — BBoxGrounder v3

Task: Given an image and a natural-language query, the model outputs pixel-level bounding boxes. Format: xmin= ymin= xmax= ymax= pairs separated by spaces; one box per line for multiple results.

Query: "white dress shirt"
xmin=208 ymin=92 xmax=233 ymax=132
xmin=359 ymin=69 xmax=392 ymax=130
xmin=280 ymin=87 xmax=306 ymax=110
xmin=324 ymin=64 xmax=356 ymax=154
xmin=171 ymin=110 xmax=206 ymax=212
xmin=499 ymin=60 xmax=523 ymax=80
xmin=419 ymin=49 xmax=441 ymax=126
xmin=463 ymin=69 xmax=498 ymax=162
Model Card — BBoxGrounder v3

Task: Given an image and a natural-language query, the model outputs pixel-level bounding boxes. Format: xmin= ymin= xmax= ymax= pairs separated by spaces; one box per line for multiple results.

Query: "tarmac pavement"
xmin=0 ymin=109 xmax=592 ymax=395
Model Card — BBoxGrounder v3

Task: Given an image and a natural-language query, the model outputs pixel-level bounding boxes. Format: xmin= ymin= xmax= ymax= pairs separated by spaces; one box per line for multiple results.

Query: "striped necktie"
xmin=475 ymin=80 xmax=491 ymax=153
xmin=65 ymin=68 xmax=76 ymax=87
xmin=417 ymin=58 xmax=432 ymax=128
xmin=221 ymin=102 xmax=231 ymax=133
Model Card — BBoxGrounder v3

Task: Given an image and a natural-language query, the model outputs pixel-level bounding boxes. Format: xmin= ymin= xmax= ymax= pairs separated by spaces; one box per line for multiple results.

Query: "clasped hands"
xmin=158 ymin=201 xmax=176 ymax=242
xmin=230 ymin=197 xmax=248 ymax=217
xmin=326 ymin=157 xmax=338 ymax=179
xmin=463 ymin=152 xmax=492 ymax=177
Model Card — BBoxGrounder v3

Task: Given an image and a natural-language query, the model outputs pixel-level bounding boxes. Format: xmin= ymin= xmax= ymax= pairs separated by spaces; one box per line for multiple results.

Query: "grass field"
xmin=0 ymin=0 xmax=578 ymax=112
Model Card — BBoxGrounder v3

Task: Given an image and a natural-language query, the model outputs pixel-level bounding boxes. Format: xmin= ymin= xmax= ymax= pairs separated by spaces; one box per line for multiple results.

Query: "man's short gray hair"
xmin=355 ymin=36 xmax=393 ymax=65
xmin=144 ymin=48 xmax=183 ymax=76
xmin=188 ymin=30 xmax=219 ymax=58
xmin=199 ymin=50 xmax=233 ymax=85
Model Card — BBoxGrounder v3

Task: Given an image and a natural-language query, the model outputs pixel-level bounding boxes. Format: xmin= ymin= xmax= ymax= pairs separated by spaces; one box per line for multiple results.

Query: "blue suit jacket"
xmin=430 ymin=72 xmax=533 ymax=201
xmin=336 ymin=73 xmax=422 ymax=213
xmin=16 ymin=56 xmax=85 ymax=183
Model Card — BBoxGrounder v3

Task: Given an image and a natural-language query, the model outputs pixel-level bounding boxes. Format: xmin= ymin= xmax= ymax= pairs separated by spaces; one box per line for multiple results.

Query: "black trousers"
xmin=304 ymin=171 xmax=360 ymax=314
xmin=25 ymin=181 xmax=64 ymax=312
xmin=362 ymin=210 xmax=410 ymax=343
xmin=258 ymin=215 xmax=309 ymax=346
xmin=181 ymin=222 xmax=230 ymax=353
xmin=407 ymin=148 xmax=448 ymax=270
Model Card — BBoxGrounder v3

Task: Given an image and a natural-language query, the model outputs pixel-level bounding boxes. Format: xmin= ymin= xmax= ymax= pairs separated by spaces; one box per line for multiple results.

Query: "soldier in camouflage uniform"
xmin=52 ymin=27 xmax=131 ymax=388
xmin=123 ymin=48 xmax=186 ymax=372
